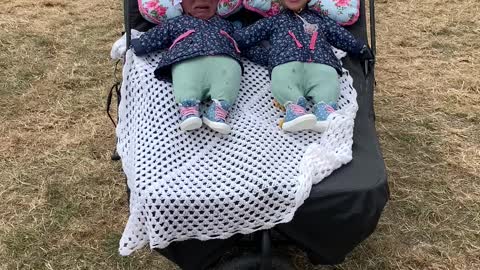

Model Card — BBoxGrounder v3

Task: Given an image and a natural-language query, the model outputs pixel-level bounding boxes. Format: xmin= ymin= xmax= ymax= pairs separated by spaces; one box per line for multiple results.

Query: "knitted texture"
xmin=116 ymin=47 xmax=357 ymax=255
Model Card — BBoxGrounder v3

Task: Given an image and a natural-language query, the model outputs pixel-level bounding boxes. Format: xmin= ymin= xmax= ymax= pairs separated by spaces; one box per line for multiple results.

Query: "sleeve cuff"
xmin=351 ymin=41 xmax=366 ymax=56
xmin=130 ymin=38 xmax=147 ymax=56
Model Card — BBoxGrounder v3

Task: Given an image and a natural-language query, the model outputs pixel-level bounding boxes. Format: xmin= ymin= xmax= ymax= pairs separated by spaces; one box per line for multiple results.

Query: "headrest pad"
xmin=243 ymin=0 xmax=360 ymax=25
xmin=138 ymin=0 xmax=243 ymax=24
xmin=138 ymin=0 xmax=359 ymax=26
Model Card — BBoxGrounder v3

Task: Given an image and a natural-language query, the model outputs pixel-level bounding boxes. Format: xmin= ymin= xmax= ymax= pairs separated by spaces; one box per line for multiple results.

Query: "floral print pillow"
xmin=243 ymin=0 xmax=360 ymax=26
xmin=309 ymin=0 xmax=360 ymax=25
xmin=138 ymin=0 xmax=183 ymax=24
xmin=217 ymin=0 xmax=243 ymax=17
xmin=139 ymin=0 xmax=243 ymax=24
xmin=243 ymin=0 xmax=279 ymax=17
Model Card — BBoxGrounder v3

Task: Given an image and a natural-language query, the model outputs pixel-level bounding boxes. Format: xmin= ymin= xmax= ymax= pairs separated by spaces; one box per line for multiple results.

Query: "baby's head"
xmin=281 ymin=0 xmax=308 ymax=12
xmin=181 ymin=0 xmax=219 ymax=20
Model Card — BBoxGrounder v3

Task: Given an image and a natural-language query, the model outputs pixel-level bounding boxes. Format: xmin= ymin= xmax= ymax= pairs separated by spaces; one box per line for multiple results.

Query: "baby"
xmin=234 ymin=0 xmax=373 ymax=132
xmin=131 ymin=0 xmax=242 ymax=134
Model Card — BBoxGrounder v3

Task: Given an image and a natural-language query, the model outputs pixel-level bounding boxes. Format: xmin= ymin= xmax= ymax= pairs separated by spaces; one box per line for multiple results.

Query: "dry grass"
xmin=0 ymin=0 xmax=479 ymax=269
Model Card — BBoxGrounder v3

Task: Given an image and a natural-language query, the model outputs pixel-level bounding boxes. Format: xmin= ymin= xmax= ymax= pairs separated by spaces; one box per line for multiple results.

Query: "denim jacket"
xmin=131 ymin=15 xmax=242 ymax=81
xmin=233 ymin=9 xmax=365 ymax=75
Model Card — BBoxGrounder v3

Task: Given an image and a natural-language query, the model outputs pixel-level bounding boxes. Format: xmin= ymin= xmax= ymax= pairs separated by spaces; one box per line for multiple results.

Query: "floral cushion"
xmin=139 ymin=0 xmax=243 ymax=24
xmin=138 ymin=0 xmax=183 ymax=24
xmin=243 ymin=0 xmax=360 ymax=26
xmin=309 ymin=0 xmax=360 ymax=25
xmin=218 ymin=0 xmax=243 ymax=17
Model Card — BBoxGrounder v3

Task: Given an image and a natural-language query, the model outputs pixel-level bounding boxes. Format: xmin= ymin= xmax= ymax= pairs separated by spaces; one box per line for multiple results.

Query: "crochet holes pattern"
xmin=116 ymin=49 xmax=358 ymax=255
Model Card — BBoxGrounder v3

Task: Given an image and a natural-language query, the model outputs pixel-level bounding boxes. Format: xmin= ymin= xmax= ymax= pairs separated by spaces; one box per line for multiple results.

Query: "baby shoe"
xmin=203 ymin=99 xmax=231 ymax=134
xmin=281 ymin=97 xmax=317 ymax=132
xmin=179 ymin=100 xmax=202 ymax=131
xmin=312 ymin=102 xmax=337 ymax=132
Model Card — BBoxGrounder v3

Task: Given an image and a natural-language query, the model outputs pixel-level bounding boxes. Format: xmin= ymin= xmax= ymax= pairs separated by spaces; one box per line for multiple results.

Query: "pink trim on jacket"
xmin=309 ymin=31 xmax=318 ymax=51
xmin=169 ymin=30 xmax=196 ymax=50
xmin=288 ymin=31 xmax=303 ymax=48
xmin=220 ymin=30 xmax=241 ymax=53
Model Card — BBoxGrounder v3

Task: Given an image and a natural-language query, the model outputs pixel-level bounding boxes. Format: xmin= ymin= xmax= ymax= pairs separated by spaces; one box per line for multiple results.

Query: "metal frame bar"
xmin=369 ymin=0 xmax=376 ymax=57
xmin=364 ymin=0 xmax=376 ymax=77
xmin=124 ymin=0 xmax=132 ymax=48
xmin=259 ymin=231 xmax=272 ymax=270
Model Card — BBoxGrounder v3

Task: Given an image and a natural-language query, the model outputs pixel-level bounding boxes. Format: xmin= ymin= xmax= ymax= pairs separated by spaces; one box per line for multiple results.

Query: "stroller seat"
xmin=114 ymin=0 xmax=388 ymax=268
xmin=117 ymin=47 xmax=364 ymax=256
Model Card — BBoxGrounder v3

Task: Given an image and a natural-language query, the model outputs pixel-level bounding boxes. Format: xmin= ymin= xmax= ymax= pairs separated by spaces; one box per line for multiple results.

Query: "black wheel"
xmin=216 ymin=253 xmax=296 ymax=270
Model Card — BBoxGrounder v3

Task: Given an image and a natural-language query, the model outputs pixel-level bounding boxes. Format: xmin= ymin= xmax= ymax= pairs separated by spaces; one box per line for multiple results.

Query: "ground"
xmin=0 ymin=0 xmax=479 ymax=269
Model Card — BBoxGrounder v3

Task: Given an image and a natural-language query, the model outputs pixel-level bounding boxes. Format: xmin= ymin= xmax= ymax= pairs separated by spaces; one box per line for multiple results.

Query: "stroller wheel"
xmin=216 ymin=253 xmax=296 ymax=270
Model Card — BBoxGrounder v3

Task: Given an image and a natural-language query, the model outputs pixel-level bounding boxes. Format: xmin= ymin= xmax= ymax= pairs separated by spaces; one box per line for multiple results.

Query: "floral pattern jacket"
xmin=131 ymin=15 xmax=242 ymax=81
xmin=233 ymin=8 xmax=365 ymax=75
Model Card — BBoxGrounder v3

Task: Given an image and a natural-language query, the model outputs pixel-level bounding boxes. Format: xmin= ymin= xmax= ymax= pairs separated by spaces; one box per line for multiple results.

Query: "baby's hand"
xmin=110 ymin=34 xmax=127 ymax=60
xmin=110 ymin=29 xmax=143 ymax=60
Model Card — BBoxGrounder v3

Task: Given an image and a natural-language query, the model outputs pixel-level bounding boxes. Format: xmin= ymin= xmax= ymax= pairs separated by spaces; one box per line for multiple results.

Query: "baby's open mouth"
xmin=194 ymin=5 xmax=210 ymax=10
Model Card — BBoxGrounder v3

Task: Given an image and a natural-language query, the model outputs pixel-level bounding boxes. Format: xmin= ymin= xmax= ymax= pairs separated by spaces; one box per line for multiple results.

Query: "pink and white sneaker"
xmin=203 ymin=99 xmax=231 ymax=134
xmin=179 ymin=100 xmax=202 ymax=131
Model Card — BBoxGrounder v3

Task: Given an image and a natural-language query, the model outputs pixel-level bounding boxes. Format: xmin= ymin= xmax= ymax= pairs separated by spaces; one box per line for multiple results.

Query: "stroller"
xmin=110 ymin=0 xmax=388 ymax=269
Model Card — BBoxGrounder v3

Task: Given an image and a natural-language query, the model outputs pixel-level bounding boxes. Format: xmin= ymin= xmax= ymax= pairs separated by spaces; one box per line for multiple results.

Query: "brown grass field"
xmin=0 ymin=0 xmax=479 ymax=269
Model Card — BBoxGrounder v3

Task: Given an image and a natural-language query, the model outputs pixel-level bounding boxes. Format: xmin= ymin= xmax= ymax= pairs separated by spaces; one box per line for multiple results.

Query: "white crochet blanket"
xmin=116 ymin=48 xmax=358 ymax=256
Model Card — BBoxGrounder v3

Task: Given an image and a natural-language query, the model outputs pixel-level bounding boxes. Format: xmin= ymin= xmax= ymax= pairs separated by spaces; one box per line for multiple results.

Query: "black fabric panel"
xmin=345 ymin=0 xmax=368 ymax=45
xmin=157 ymin=236 xmax=242 ymax=270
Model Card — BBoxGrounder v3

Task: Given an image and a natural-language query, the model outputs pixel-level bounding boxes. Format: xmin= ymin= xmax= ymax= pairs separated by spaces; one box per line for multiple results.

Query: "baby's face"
xmin=282 ymin=0 xmax=308 ymax=12
xmin=181 ymin=0 xmax=219 ymax=20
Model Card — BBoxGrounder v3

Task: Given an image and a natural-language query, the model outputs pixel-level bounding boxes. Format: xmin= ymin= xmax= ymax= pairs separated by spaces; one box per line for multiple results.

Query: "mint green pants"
xmin=271 ymin=62 xmax=340 ymax=106
xmin=171 ymin=56 xmax=242 ymax=104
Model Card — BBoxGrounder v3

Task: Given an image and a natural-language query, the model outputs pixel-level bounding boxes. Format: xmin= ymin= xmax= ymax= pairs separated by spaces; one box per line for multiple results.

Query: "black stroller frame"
xmin=114 ymin=1 xmax=388 ymax=269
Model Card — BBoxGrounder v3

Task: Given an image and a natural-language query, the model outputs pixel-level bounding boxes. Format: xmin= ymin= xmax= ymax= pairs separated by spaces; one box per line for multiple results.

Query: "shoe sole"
xmin=180 ymin=117 xmax=202 ymax=131
xmin=311 ymin=120 xmax=330 ymax=132
xmin=203 ymin=117 xmax=231 ymax=134
xmin=282 ymin=114 xmax=317 ymax=132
